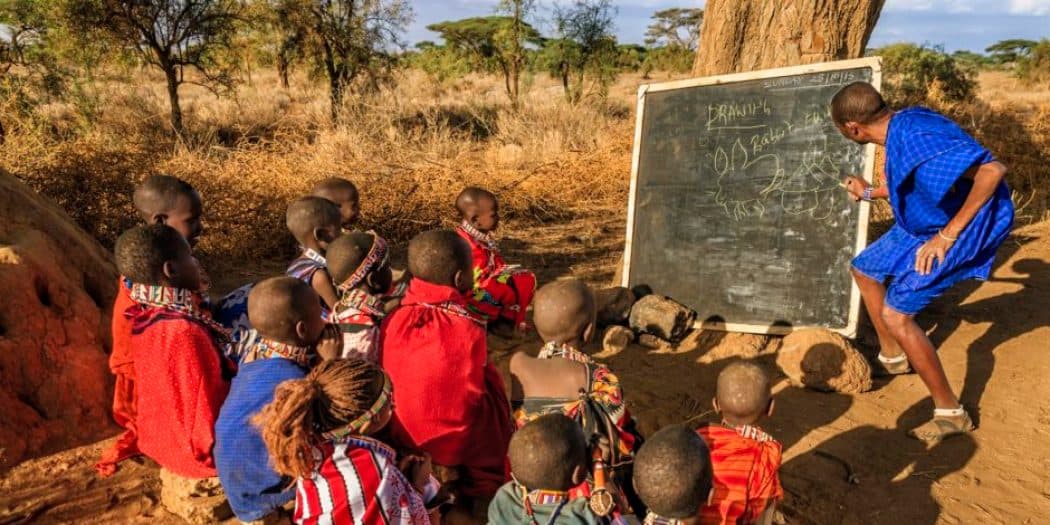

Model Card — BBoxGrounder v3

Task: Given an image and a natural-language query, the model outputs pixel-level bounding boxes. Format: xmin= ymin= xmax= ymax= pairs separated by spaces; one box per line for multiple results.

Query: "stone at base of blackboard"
xmin=637 ymin=333 xmax=671 ymax=349
xmin=775 ymin=328 xmax=873 ymax=394
xmin=628 ymin=294 xmax=697 ymax=343
xmin=601 ymin=325 xmax=635 ymax=355
xmin=595 ymin=286 xmax=637 ymax=327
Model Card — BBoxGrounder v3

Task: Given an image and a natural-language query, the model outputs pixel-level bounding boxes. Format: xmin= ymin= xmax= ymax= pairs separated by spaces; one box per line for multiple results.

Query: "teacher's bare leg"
xmin=852 ymin=269 xmax=907 ymax=371
xmin=880 ymin=306 xmax=958 ymax=408
xmin=881 ymin=305 xmax=972 ymax=440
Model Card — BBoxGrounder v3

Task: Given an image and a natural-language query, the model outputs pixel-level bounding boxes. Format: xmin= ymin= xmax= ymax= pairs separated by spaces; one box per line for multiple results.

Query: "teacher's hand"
xmin=915 ymin=234 xmax=954 ymax=275
xmin=842 ymin=176 xmax=869 ymax=202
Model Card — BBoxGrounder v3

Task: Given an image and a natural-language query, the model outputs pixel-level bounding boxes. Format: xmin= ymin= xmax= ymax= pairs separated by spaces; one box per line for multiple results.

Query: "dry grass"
xmin=1 ymin=68 xmax=1048 ymax=273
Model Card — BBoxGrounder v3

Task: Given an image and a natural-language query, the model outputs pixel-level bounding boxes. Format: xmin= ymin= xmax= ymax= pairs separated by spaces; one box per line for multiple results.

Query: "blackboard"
xmin=623 ymin=58 xmax=881 ymax=336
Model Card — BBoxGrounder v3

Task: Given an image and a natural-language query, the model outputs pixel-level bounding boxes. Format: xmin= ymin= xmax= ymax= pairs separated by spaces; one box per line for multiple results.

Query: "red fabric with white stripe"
xmin=696 ymin=425 xmax=783 ymax=525
xmin=294 ymin=436 xmax=430 ymax=525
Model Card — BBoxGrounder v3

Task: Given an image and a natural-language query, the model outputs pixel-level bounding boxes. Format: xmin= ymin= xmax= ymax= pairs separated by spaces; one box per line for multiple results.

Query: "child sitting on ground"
xmin=488 ymin=414 xmax=598 ymax=525
xmin=633 ymin=425 xmax=715 ymax=525
xmin=312 ymin=177 xmax=360 ymax=232
xmin=510 ymin=279 xmax=644 ymax=515
xmin=255 ymin=358 xmax=443 ymax=524
xmin=697 ymin=362 xmax=782 ymax=525
xmin=380 ymin=229 xmax=514 ymax=521
xmin=326 ymin=231 xmax=393 ymax=362
xmin=214 ymin=277 xmax=342 ymax=523
xmin=286 ymin=196 xmax=342 ymax=311
xmin=455 ymin=187 xmax=536 ymax=335
xmin=116 ymin=224 xmax=235 ymax=521
xmin=98 ymin=174 xmax=206 ymax=477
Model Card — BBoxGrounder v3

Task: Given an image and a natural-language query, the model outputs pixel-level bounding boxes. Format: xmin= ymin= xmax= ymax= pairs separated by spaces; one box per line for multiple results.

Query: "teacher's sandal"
xmin=907 ymin=407 xmax=974 ymax=443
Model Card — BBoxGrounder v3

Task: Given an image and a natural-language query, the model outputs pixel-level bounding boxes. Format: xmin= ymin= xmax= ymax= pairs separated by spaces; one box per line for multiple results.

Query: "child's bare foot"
xmin=907 ymin=407 xmax=974 ymax=443
xmin=873 ymin=352 xmax=912 ymax=376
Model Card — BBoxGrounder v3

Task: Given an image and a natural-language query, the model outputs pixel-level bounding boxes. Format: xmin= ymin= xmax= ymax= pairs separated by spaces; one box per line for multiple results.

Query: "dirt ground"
xmin=2 ymin=207 xmax=1049 ymax=525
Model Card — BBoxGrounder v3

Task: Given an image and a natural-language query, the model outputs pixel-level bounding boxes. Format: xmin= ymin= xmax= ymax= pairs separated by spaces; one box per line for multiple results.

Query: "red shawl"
xmin=697 ymin=424 xmax=783 ymax=525
xmin=131 ymin=305 xmax=233 ymax=478
xmin=96 ymin=279 xmax=140 ymax=476
xmin=379 ymin=279 xmax=513 ymax=498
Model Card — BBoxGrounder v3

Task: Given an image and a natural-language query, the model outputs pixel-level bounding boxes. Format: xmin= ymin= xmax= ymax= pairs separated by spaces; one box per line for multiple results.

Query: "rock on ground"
xmin=594 ymin=286 xmax=636 ymax=327
xmin=601 ymin=325 xmax=634 ymax=355
xmin=0 ymin=171 xmax=118 ymax=470
xmin=628 ymin=294 xmax=697 ymax=343
xmin=776 ymin=328 xmax=872 ymax=393
xmin=159 ymin=469 xmax=233 ymax=524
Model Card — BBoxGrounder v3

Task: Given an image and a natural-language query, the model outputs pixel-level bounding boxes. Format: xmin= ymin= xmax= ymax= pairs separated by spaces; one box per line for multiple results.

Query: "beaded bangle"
xmin=861 ymin=186 xmax=873 ymax=201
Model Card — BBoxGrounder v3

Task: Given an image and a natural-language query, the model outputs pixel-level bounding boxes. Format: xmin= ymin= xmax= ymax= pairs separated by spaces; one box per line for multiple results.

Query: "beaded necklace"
xmin=239 ymin=332 xmax=314 ymax=368
xmin=536 ymin=342 xmax=593 ymax=364
xmin=130 ymin=283 xmax=229 ymax=343
xmin=302 ymin=247 xmax=327 ymax=267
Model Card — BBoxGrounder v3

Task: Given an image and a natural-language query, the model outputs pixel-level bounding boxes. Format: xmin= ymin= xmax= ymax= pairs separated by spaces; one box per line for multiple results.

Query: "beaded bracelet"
xmin=938 ymin=230 xmax=958 ymax=242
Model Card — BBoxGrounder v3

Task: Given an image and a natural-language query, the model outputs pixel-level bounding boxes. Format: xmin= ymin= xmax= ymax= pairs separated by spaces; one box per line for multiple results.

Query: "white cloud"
xmin=884 ymin=0 xmax=982 ymax=13
xmin=1009 ymin=0 xmax=1050 ymax=15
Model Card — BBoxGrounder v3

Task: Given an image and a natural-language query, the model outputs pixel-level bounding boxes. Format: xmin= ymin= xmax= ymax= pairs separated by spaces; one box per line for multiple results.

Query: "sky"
xmin=406 ymin=0 xmax=1050 ymax=53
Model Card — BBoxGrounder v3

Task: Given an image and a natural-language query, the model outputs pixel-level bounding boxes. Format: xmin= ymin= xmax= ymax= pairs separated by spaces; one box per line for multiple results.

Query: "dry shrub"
xmin=2 ymin=68 xmax=1046 ymax=274
xmin=1 ymin=69 xmax=634 ymax=270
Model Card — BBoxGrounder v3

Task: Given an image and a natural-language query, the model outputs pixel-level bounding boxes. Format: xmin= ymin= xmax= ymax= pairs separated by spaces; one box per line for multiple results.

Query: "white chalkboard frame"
xmin=622 ymin=57 xmax=883 ymax=338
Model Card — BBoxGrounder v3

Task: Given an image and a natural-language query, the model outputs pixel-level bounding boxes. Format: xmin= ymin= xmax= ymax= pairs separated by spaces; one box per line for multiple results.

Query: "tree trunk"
xmin=162 ymin=63 xmax=184 ymax=139
xmin=692 ymin=0 xmax=885 ymax=76
xmin=277 ymin=54 xmax=291 ymax=88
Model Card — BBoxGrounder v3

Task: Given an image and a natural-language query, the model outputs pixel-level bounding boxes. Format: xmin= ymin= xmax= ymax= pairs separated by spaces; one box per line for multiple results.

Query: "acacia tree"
xmin=427 ymin=16 xmax=541 ymax=103
xmin=985 ymin=39 xmax=1037 ymax=65
xmin=279 ymin=0 xmax=411 ymax=122
xmin=496 ymin=0 xmax=535 ymax=107
xmin=70 ymin=0 xmax=243 ymax=138
xmin=541 ymin=0 xmax=618 ymax=105
xmin=693 ymin=0 xmax=884 ymax=76
xmin=644 ymin=7 xmax=702 ymax=49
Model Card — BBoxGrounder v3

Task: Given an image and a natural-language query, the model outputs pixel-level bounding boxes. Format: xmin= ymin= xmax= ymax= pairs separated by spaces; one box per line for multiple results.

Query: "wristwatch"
xmin=861 ymin=186 xmax=873 ymax=202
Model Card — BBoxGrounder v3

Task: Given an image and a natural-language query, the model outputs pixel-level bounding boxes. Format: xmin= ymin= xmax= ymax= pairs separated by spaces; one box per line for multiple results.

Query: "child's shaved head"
xmin=407 ymin=229 xmax=472 ymax=290
xmin=508 ymin=413 xmax=587 ymax=491
xmin=716 ymin=361 xmax=772 ymax=425
xmin=455 ymin=186 xmax=496 ymax=216
xmin=312 ymin=178 xmax=360 ymax=228
xmin=132 ymin=174 xmax=203 ymax=245
xmin=633 ymin=425 xmax=713 ymax=519
xmin=533 ymin=279 xmax=596 ymax=345
xmin=286 ymin=196 xmax=341 ymax=246
xmin=115 ymin=224 xmax=191 ymax=286
xmin=248 ymin=276 xmax=323 ymax=344
xmin=327 ymin=232 xmax=376 ymax=284
xmin=831 ymin=82 xmax=889 ymax=126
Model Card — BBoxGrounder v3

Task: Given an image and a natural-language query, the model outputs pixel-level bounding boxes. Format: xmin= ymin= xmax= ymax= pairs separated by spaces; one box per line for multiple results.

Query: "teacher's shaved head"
xmin=831 ymin=82 xmax=889 ymax=126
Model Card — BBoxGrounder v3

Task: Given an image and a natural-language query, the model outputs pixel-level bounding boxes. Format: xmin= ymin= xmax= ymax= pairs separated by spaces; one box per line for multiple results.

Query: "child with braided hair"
xmin=254 ymin=359 xmax=444 ymax=525
xmin=326 ymin=231 xmax=393 ymax=362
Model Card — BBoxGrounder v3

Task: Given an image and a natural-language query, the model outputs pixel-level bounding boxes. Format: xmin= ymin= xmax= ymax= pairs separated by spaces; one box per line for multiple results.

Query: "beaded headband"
xmin=337 ymin=232 xmax=389 ymax=293
xmin=322 ymin=371 xmax=393 ymax=440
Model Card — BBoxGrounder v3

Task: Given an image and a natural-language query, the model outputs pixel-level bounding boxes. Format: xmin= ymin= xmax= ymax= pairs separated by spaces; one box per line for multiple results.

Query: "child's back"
xmin=698 ymin=362 xmax=782 ymax=525
xmin=97 ymin=175 xmax=203 ymax=477
xmin=488 ymin=414 xmax=600 ymax=525
xmin=215 ymin=277 xmax=334 ymax=522
xmin=117 ymin=225 xmax=231 ymax=478
xmin=285 ymin=196 xmax=342 ymax=311
xmin=380 ymin=229 xmax=513 ymax=507
xmin=255 ymin=359 xmax=441 ymax=525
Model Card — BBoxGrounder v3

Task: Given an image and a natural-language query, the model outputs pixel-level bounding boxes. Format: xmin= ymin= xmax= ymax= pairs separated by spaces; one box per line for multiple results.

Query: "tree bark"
xmin=692 ymin=0 xmax=885 ymax=77
xmin=162 ymin=63 xmax=184 ymax=139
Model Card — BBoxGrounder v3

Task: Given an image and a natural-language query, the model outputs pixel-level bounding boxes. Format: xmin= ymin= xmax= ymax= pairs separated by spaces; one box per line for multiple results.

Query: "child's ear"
xmin=295 ymin=320 xmax=308 ymax=342
xmin=706 ymin=487 xmax=715 ymax=505
xmin=712 ymin=398 xmax=720 ymax=414
xmin=582 ymin=320 xmax=596 ymax=344
xmin=152 ymin=213 xmax=168 ymax=225
xmin=571 ymin=463 xmax=587 ymax=486
xmin=312 ymin=227 xmax=326 ymax=243
xmin=162 ymin=260 xmax=178 ymax=281
xmin=766 ymin=398 xmax=775 ymax=417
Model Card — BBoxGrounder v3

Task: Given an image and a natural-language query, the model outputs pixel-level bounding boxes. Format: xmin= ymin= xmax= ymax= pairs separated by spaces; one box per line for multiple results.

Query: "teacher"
xmin=830 ymin=82 xmax=1014 ymax=442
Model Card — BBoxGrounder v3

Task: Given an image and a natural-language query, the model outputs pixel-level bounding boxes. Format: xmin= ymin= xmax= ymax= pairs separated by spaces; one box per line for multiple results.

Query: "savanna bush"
xmin=874 ymin=43 xmax=977 ymax=107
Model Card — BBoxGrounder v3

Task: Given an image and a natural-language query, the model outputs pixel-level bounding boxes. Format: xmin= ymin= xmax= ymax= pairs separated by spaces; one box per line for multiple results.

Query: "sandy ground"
xmin=2 ymin=210 xmax=1049 ymax=525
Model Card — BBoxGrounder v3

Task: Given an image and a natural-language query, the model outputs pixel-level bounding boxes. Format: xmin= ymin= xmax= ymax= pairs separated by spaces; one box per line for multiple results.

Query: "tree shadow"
xmin=780 ymin=399 xmax=977 ymax=525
